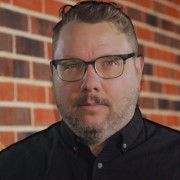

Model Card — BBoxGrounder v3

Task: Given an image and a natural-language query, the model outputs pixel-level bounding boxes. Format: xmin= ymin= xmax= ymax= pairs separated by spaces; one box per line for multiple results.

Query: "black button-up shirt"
xmin=0 ymin=107 xmax=180 ymax=180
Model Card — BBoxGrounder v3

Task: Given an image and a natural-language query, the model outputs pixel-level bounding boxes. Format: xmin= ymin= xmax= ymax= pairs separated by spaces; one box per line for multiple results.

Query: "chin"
xmin=78 ymin=116 xmax=105 ymax=129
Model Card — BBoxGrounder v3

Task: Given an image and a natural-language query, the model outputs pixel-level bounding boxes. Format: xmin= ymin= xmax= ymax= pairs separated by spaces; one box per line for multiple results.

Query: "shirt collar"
xmin=60 ymin=120 xmax=95 ymax=161
xmin=60 ymin=106 xmax=144 ymax=154
xmin=120 ymin=106 xmax=144 ymax=152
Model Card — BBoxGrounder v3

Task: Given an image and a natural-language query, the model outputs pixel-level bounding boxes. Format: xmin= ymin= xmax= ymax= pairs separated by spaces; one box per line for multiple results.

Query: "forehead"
xmin=54 ymin=21 xmax=132 ymax=59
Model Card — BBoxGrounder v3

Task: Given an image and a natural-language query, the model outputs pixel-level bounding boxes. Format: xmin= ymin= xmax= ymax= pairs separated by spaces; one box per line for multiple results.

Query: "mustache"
xmin=74 ymin=95 xmax=112 ymax=107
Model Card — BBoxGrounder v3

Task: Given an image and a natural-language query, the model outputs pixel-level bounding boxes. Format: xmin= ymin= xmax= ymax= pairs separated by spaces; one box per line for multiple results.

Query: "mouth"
xmin=75 ymin=95 xmax=111 ymax=111
xmin=79 ymin=102 xmax=107 ymax=110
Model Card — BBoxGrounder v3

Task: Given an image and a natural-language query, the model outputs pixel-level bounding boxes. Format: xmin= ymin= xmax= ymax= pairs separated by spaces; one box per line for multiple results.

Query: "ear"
xmin=135 ymin=55 xmax=144 ymax=80
xmin=50 ymin=62 xmax=57 ymax=76
xmin=50 ymin=63 xmax=54 ymax=75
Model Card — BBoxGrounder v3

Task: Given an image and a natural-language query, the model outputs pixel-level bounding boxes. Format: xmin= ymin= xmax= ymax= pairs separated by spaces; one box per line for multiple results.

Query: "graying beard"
xmin=57 ymin=89 xmax=139 ymax=146
xmin=58 ymin=104 xmax=134 ymax=146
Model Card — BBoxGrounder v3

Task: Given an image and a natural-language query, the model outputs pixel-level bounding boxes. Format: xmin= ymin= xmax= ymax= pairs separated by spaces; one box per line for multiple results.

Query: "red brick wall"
xmin=0 ymin=0 xmax=180 ymax=148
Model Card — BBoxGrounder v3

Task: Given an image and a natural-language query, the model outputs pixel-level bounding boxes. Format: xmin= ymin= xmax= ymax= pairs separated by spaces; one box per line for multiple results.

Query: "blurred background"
xmin=0 ymin=0 xmax=180 ymax=149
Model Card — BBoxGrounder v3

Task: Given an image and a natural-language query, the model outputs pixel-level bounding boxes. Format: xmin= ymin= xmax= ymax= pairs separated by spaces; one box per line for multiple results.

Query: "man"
xmin=0 ymin=1 xmax=179 ymax=180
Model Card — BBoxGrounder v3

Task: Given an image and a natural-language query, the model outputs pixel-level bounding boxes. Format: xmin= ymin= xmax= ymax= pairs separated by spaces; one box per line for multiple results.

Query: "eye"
xmin=60 ymin=60 xmax=81 ymax=71
xmin=64 ymin=63 xmax=78 ymax=70
xmin=103 ymin=56 xmax=122 ymax=67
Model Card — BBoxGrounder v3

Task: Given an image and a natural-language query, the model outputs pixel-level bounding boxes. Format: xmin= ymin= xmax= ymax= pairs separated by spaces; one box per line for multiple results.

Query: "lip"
xmin=78 ymin=103 xmax=107 ymax=111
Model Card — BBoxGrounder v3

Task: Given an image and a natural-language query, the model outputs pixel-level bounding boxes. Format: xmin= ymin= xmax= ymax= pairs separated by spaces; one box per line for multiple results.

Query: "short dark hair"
xmin=53 ymin=1 xmax=138 ymax=55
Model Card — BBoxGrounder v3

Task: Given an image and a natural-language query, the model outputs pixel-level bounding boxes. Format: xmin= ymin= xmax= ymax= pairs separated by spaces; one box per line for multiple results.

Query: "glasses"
xmin=50 ymin=53 xmax=135 ymax=82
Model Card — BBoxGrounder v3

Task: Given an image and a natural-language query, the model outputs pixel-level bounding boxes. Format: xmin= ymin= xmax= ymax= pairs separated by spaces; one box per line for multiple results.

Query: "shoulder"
xmin=0 ymin=121 xmax=71 ymax=178
xmin=143 ymin=118 xmax=180 ymax=146
xmin=0 ymin=121 xmax=63 ymax=159
xmin=144 ymin=118 xmax=180 ymax=134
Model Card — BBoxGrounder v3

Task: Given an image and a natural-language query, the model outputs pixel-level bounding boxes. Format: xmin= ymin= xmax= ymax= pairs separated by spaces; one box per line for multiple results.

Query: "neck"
xmin=89 ymin=141 xmax=108 ymax=156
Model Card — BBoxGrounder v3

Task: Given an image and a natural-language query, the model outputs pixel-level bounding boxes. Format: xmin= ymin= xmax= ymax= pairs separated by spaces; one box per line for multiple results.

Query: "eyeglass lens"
xmin=56 ymin=55 xmax=125 ymax=82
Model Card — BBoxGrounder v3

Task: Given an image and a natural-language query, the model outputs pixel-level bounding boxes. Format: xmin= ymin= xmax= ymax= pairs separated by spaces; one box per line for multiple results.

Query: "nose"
xmin=80 ymin=65 xmax=101 ymax=93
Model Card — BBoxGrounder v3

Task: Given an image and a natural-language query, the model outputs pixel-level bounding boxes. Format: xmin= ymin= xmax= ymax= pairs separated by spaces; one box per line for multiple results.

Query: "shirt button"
xmin=122 ymin=143 xmax=127 ymax=149
xmin=76 ymin=138 xmax=81 ymax=143
xmin=97 ymin=162 xmax=103 ymax=169
xmin=73 ymin=146 xmax=78 ymax=152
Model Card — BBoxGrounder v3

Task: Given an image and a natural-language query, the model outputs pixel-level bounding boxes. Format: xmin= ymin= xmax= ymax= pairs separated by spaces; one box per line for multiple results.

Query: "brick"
xmin=31 ymin=17 xmax=54 ymax=37
xmin=172 ymin=0 xmax=180 ymax=5
xmin=0 ymin=141 xmax=5 ymax=150
xmin=177 ymin=86 xmax=180 ymax=94
xmin=169 ymin=101 xmax=175 ymax=111
xmin=150 ymin=114 xmax=165 ymax=125
xmin=175 ymin=25 xmax=180 ymax=34
xmin=138 ymin=44 xmax=144 ymax=56
xmin=143 ymin=63 xmax=153 ymax=75
xmin=0 ymin=0 xmax=11 ymax=3
xmin=149 ymin=81 xmax=162 ymax=93
xmin=164 ymin=84 xmax=178 ymax=95
xmin=147 ymin=47 xmax=177 ymax=63
xmin=169 ymin=38 xmax=180 ymax=49
xmin=48 ymin=42 xmax=53 ymax=60
xmin=139 ymin=97 xmax=156 ymax=109
xmin=17 ymin=84 xmax=46 ymax=103
xmin=13 ymin=0 xmax=42 ymax=12
xmin=33 ymin=62 xmax=51 ymax=81
xmin=0 ymin=82 xmax=14 ymax=101
xmin=160 ymin=19 xmax=176 ymax=32
xmin=13 ymin=60 xmax=30 ymax=78
xmin=48 ymin=87 xmax=55 ymax=104
xmin=177 ymin=55 xmax=180 ymax=64
xmin=17 ymin=132 xmax=34 ymax=141
xmin=172 ymin=101 xmax=180 ymax=111
xmin=154 ymin=66 xmax=175 ymax=79
xmin=0 ymin=132 xmax=15 ymax=148
xmin=136 ymin=27 xmax=153 ymax=41
xmin=175 ymin=70 xmax=180 ymax=80
xmin=166 ymin=115 xmax=180 ymax=126
xmin=158 ymin=99 xmax=169 ymax=110
xmin=141 ymin=79 xmax=149 ymax=92
xmin=127 ymin=7 xmax=143 ymax=21
xmin=0 ymin=58 xmax=30 ymax=78
xmin=146 ymin=47 xmax=158 ymax=60
xmin=154 ymin=33 xmax=167 ymax=46
xmin=45 ymin=0 xmax=64 ymax=16
xmin=128 ymin=0 xmax=152 ymax=8
xmin=0 ymin=32 xmax=12 ymax=52
xmin=0 ymin=8 xmax=28 ymax=31
xmin=16 ymin=36 xmax=44 ymax=57
xmin=153 ymin=1 xmax=165 ymax=13
xmin=165 ymin=6 xmax=180 ymax=19
xmin=34 ymin=108 xmax=60 ymax=126
xmin=145 ymin=13 xmax=158 ymax=27
xmin=0 ymin=107 xmax=31 ymax=125
xmin=0 ymin=58 xmax=13 ymax=77
xmin=163 ymin=51 xmax=177 ymax=64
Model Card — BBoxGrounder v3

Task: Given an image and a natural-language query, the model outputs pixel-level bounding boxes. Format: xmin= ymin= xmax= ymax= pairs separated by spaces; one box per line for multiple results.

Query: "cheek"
xmin=123 ymin=62 xmax=140 ymax=86
xmin=53 ymin=78 xmax=81 ymax=105
xmin=105 ymin=69 xmax=138 ymax=102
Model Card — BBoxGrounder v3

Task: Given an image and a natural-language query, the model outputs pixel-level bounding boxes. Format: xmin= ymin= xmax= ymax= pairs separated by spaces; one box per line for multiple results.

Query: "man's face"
xmin=52 ymin=21 xmax=144 ymax=145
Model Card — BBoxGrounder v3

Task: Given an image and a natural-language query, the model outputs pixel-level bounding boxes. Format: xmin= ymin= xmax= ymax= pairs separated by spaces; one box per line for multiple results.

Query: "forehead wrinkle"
xmin=55 ymin=22 xmax=132 ymax=60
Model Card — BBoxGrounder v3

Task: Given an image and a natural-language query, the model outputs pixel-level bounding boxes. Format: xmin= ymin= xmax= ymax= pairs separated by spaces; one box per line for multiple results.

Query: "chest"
xmin=44 ymin=145 xmax=179 ymax=180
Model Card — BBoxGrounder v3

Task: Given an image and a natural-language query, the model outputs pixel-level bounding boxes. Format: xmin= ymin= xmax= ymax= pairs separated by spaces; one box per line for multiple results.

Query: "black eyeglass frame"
xmin=50 ymin=53 xmax=135 ymax=82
